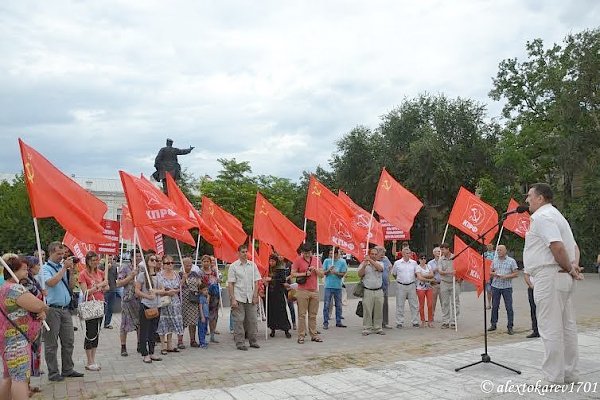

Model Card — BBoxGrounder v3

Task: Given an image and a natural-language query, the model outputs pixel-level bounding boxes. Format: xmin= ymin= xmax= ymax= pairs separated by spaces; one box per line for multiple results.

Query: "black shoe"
xmin=249 ymin=343 xmax=260 ymax=349
xmin=412 ymin=323 xmax=420 ymax=328
xmin=73 ymin=326 xmax=78 ymax=331
xmin=488 ymin=325 xmax=497 ymax=332
xmin=285 ymin=331 xmax=292 ymax=338
xmin=269 ymin=330 xmax=275 ymax=338
xmin=335 ymin=324 xmax=347 ymax=328
xmin=121 ymin=349 xmax=128 ymax=357
xmin=237 ymin=345 xmax=248 ymax=351
xmin=63 ymin=371 xmax=84 ymax=378
xmin=49 ymin=375 xmax=64 ymax=382
xmin=526 ymin=332 xmax=540 ymax=338
xmin=507 ymin=328 xmax=514 ymax=335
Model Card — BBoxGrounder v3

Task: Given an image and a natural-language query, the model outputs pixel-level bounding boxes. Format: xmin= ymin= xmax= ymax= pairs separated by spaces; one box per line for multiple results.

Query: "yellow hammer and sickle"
xmin=208 ymin=205 xmax=215 ymax=216
xmin=382 ymin=179 xmax=392 ymax=191
xmin=25 ymin=155 xmax=35 ymax=183
xmin=311 ymin=184 xmax=322 ymax=196
xmin=260 ymin=201 xmax=269 ymax=215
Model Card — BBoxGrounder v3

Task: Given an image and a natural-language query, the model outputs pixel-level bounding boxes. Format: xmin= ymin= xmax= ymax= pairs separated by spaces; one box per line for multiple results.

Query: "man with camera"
xmin=42 ymin=241 xmax=84 ymax=382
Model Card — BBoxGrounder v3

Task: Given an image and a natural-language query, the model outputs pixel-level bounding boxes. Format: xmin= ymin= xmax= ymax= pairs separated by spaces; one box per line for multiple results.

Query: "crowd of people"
xmin=0 ymin=184 xmax=587 ymax=397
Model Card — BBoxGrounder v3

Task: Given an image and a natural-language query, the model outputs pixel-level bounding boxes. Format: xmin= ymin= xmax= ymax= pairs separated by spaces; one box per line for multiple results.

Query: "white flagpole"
xmin=194 ymin=234 xmax=201 ymax=267
xmin=365 ymin=209 xmax=375 ymax=250
xmin=265 ymin=281 xmax=269 ymax=340
xmin=32 ymin=218 xmax=45 ymax=291
xmin=494 ymin=226 xmax=504 ymax=254
xmin=134 ymin=229 xmax=151 ymax=290
xmin=214 ymin=256 xmax=224 ymax=317
xmin=453 ymin=276 xmax=458 ymax=332
xmin=441 ymin=223 xmax=449 ymax=245
xmin=0 ymin=257 xmax=50 ymax=331
xmin=302 ymin=218 xmax=307 ymax=243
xmin=118 ymin=222 xmax=125 ymax=272
xmin=175 ymin=240 xmax=184 ymax=267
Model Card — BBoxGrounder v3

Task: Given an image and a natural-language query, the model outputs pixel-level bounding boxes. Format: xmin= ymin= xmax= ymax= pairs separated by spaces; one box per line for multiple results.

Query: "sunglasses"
xmin=163 ymin=261 xmax=174 ymax=265
xmin=149 ymin=258 xmax=157 ymax=262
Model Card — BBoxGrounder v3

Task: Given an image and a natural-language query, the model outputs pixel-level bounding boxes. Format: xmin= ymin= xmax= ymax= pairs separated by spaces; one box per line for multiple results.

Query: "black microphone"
xmin=502 ymin=205 xmax=529 ymax=217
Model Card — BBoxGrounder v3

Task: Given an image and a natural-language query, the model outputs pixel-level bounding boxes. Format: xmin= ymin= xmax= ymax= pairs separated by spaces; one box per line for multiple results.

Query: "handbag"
xmin=78 ymin=291 xmax=105 ymax=321
xmin=295 ymin=257 xmax=311 ymax=285
xmin=355 ymin=300 xmax=363 ymax=318
xmin=144 ymin=307 xmax=159 ymax=319
xmin=352 ymin=281 xmax=365 ymax=298
xmin=159 ymin=295 xmax=171 ymax=308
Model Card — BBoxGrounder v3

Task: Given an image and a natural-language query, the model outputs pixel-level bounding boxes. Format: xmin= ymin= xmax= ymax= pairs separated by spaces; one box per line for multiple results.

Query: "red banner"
xmin=338 ymin=191 xmax=384 ymax=247
xmin=448 ymin=187 xmax=499 ymax=245
xmin=373 ymin=168 xmax=423 ymax=233
xmin=380 ymin=219 xmax=411 ymax=240
xmin=503 ymin=198 xmax=530 ymax=239
xmin=453 ymin=235 xmax=492 ymax=296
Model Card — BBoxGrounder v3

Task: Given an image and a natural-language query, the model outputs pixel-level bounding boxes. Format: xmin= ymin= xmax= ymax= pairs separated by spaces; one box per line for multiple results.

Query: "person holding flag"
xmin=292 ymin=244 xmax=324 ymax=344
xmin=438 ymin=243 xmax=460 ymax=329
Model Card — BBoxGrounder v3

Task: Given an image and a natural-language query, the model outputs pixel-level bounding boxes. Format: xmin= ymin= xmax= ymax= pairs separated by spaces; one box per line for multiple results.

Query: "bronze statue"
xmin=152 ymin=138 xmax=194 ymax=191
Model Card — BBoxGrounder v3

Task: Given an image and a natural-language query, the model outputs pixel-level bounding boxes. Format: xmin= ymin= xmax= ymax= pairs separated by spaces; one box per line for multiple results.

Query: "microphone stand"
xmin=453 ymin=214 xmax=521 ymax=374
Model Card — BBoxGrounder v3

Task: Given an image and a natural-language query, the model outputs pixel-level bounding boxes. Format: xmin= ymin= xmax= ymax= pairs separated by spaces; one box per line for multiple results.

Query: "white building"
xmin=70 ymin=176 xmax=126 ymax=221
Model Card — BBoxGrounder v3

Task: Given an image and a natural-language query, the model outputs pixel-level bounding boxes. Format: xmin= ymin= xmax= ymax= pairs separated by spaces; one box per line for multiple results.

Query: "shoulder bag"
xmin=78 ymin=290 xmax=105 ymax=321
xmin=295 ymin=258 xmax=311 ymax=285
xmin=352 ymin=281 xmax=365 ymax=298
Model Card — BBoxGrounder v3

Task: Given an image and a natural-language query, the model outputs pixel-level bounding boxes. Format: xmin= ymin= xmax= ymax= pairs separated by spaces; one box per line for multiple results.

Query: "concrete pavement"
xmin=32 ymin=274 xmax=600 ymax=399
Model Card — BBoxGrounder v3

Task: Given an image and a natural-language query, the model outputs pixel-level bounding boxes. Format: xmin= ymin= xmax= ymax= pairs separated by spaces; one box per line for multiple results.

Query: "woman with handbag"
xmin=156 ymin=255 xmax=184 ymax=355
xmin=198 ymin=255 xmax=221 ymax=343
xmin=78 ymin=252 xmax=109 ymax=372
xmin=0 ymin=255 xmax=48 ymax=400
xmin=135 ymin=254 xmax=166 ymax=364
xmin=177 ymin=256 xmax=201 ymax=348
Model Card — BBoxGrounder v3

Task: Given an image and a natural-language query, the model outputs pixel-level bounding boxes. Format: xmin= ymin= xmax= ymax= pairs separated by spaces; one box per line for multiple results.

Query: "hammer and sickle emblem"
xmin=311 ymin=183 xmax=322 ymax=196
xmin=208 ymin=204 xmax=215 ymax=216
xmin=259 ymin=201 xmax=269 ymax=215
xmin=25 ymin=154 xmax=34 ymax=183
xmin=382 ymin=179 xmax=392 ymax=191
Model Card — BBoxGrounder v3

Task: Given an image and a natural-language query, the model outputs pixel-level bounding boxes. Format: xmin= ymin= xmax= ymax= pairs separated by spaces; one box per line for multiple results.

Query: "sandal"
xmin=167 ymin=348 xmax=180 ymax=353
xmin=160 ymin=350 xmax=168 ymax=355
xmin=142 ymin=357 xmax=152 ymax=364
xmin=311 ymin=336 xmax=323 ymax=342
xmin=150 ymin=356 xmax=163 ymax=361
xmin=297 ymin=337 xmax=305 ymax=344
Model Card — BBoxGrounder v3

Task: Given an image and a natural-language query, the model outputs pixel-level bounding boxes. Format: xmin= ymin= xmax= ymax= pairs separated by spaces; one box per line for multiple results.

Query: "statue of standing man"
xmin=152 ymin=138 xmax=194 ymax=192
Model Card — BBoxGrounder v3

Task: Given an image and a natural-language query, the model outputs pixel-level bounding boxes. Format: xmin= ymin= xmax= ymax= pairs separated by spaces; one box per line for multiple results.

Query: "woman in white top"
xmin=415 ymin=255 xmax=435 ymax=328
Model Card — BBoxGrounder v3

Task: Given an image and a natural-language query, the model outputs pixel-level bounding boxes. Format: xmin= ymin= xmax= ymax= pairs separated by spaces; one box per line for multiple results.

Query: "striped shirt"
xmin=491 ymin=256 xmax=518 ymax=289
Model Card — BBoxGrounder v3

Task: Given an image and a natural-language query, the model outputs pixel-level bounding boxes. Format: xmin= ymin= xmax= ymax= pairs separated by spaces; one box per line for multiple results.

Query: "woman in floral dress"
xmin=198 ymin=255 xmax=221 ymax=344
xmin=177 ymin=256 xmax=200 ymax=348
xmin=156 ymin=255 xmax=183 ymax=354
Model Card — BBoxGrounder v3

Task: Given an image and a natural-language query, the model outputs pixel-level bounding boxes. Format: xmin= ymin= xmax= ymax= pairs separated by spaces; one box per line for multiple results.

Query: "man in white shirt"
xmin=523 ymin=183 xmax=583 ymax=384
xmin=391 ymin=248 xmax=419 ymax=328
xmin=227 ymin=245 xmax=262 ymax=351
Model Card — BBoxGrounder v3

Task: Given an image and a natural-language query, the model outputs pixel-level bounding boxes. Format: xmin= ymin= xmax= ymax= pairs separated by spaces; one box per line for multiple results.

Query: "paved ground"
xmin=32 ymin=274 xmax=600 ymax=399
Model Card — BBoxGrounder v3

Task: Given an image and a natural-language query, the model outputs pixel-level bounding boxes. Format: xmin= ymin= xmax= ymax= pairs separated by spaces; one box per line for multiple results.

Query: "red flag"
xmin=120 ymin=204 xmax=162 ymax=252
xmin=338 ymin=191 xmax=384 ymax=247
xmin=453 ymin=235 xmax=492 ymax=296
xmin=448 ymin=187 xmax=499 ymax=244
xmin=201 ymin=197 xmax=247 ymax=263
xmin=373 ymin=168 xmax=423 ymax=234
xmin=165 ymin=173 xmax=202 ymax=227
xmin=253 ymin=192 xmax=305 ymax=262
xmin=119 ymin=171 xmax=195 ymax=245
xmin=305 ymin=176 xmax=364 ymax=261
xmin=19 ymin=139 xmax=107 ymax=243
xmin=120 ymin=204 xmax=135 ymax=242
xmin=254 ymin=240 xmax=272 ymax=277
xmin=62 ymin=232 xmax=95 ymax=271
xmin=503 ymin=198 xmax=530 ymax=239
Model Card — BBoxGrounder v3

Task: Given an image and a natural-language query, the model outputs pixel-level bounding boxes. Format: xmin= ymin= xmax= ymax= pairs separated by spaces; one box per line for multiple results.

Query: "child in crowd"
xmin=197 ymin=283 xmax=209 ymax=348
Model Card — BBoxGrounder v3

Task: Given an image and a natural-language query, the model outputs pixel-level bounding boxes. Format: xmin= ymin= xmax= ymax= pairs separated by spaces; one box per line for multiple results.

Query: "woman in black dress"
xmin=267 ymin=255 xmax=292 ymax=338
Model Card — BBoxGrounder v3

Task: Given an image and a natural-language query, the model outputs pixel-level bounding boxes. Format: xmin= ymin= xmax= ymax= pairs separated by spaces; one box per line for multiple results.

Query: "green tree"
xmin=0 ymin=174 xmax=65 ymax=253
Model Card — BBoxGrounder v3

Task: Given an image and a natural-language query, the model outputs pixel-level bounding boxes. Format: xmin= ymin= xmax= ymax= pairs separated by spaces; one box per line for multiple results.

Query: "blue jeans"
xmin=198 ymin=320 xmax=208 ymax=346
xmin=104 ymin=290 xmax=118 ymax=327
xmin=491 ymin=286 xmax=514 ymax=328
xmin=323 ymin=288 xmax=342 ymax=325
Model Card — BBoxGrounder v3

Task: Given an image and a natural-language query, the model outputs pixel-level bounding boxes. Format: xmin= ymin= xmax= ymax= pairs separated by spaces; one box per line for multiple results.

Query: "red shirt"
xmin=78 ymin=269 xmax=105 ymax=301
xmin=291 ymin=255 xmax=322 ymax=291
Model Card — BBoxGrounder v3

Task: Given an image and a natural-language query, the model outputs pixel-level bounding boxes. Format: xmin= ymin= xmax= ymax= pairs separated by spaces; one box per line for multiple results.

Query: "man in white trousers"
xmin=523 ymin=183 xmax=583 ymax=384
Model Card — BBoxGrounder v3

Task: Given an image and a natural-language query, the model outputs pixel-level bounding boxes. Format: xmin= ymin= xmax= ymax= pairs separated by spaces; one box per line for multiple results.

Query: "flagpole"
xmin=302 ymin=218 xmax=307 ymax=243
xmin=441 ymin=223 xmax=449 ymax=245
xmin=118 ymin=221 xmax=124 ymax=272
xmin=494 ymin=226 xmax=504 ymax=254
xmin=453 ymin=276 xmax=458 ymax=332
xmin=194 ymin=234 xmax=201 ymax=267
xmin=0 ymin=257 xmax=50 ymax=331
xmin=175 ymin=240 xmax=184 ymax=267
xmin=214 ymin=256 xmax=224 ymax=317
xmin=365 ymin=209 xmax=375 ymax=250
xmin=134 ymin=228 xmax=152 ymax=290
xmin=265 ymin=280 xmax=269 ymax=340
xmin=32 ymin=218 xmax=45 ymax=291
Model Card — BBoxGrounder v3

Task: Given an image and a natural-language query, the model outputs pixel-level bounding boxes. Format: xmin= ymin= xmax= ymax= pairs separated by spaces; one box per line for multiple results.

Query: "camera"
xmin=71 ymin=256 xmax=80 ymax=264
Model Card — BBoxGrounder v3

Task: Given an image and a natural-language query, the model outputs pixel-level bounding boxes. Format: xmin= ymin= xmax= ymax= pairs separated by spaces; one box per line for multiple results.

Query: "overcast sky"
xmin=1 ymin=0 xmax=598 ymax=182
